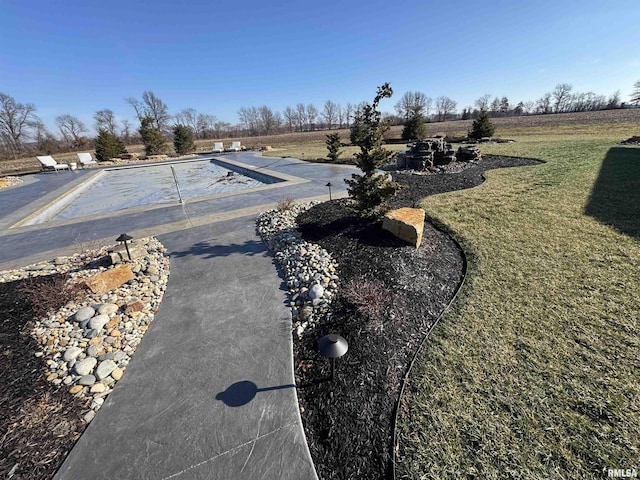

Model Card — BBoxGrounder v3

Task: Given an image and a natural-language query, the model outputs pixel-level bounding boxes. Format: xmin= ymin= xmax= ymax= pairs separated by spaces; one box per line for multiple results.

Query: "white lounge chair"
xmin=227 ymin=141 xmax=241 ymax=152
xmin=77 ymin=152 xmax=98 ymax=167
xmin=212 ymin=142 xmax=224 ymax=153
xmin=37 ymin=155 xmax=70 ymax=172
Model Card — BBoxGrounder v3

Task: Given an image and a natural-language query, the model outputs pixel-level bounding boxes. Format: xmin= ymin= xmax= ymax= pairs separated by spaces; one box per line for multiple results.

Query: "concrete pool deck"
xmin=0 ymin=153 xmax=358 ymax=479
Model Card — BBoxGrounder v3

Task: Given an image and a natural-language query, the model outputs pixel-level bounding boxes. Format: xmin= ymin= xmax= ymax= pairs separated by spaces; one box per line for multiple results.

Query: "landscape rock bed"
xmin=256 ymin=203 xmax=340 ymax=338
xmin=260 ymin=154 xmax=541 ymax=479
xmin=0 ymin=175 xmax=23 ymax=189
xmin=0 ymin=237 xmax=169 ymax=479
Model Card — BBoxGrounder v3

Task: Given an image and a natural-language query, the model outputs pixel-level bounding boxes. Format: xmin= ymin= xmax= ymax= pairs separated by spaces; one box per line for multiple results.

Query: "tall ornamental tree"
xmin=345 ymin=83 xmax=402 ymax=217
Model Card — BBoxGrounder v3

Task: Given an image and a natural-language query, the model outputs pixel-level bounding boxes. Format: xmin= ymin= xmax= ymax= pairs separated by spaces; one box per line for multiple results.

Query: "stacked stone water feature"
xmin=396 ymin=136 xmax=482 ymax=171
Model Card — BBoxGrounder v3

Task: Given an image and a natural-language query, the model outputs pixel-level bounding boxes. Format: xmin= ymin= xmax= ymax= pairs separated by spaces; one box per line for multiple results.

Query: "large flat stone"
xmin=85 ymin=265 xmax=135 ymax=294
xmin=382 ymin=207 xmax=425 ymax=248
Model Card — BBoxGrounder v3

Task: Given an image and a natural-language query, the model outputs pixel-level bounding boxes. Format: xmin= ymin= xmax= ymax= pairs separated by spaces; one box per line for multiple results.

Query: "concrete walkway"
xmin=0 ymin=154 xmax=358 ymax=479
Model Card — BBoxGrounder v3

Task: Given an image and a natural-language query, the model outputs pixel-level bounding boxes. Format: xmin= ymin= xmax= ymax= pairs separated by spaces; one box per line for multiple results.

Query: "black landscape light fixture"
xmin=116 ymin=233 xmax=133 ymax=261
xmin=318 ymin=333 xmax=348 ymax=381
xmin=326 ymin=182 xmax=333 ymax=201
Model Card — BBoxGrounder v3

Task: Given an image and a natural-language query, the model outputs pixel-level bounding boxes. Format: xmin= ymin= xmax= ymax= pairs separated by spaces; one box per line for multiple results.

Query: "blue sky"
xmin=1 ymin=0 xmax=638 ymax=132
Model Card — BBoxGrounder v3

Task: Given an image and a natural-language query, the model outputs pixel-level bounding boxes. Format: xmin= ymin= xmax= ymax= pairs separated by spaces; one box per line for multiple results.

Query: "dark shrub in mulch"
xmin=293 ymin=155 xmax=541 ymax=480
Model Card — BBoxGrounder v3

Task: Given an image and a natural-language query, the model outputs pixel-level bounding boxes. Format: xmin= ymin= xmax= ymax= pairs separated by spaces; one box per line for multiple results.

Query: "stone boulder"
xmin=457 ymin=145 xmax=482 ymax=162
xmin=382 ymin=208 xmax=426 ymax=248
xmin=85 ymin=265 xmax=135 ymax=294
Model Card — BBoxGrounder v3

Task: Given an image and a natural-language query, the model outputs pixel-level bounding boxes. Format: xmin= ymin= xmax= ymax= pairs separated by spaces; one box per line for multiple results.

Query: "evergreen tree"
xmin=468 ymin=110 xmax=495 ymax=140
xmin=345 ymin=83 xmax=403 ymax=217
xmin=173 ymin=124 xmax=195 ymax=155
xmin=139 ymin=116 xmax=168 ymax=156
xmin=94 ymin=128 xmax=126 ymax=162
xmin=325 ymin=132 xmax=342 ymax=162
xmin=401 ymin=109 xmax=427 ymax=140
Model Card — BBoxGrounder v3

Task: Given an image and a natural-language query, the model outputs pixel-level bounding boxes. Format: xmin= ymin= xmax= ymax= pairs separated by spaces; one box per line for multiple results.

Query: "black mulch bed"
xmin=293 ymin=155 xmax=541 ymax=480
xmin=0 ymin=275 xmax=88 ymax=480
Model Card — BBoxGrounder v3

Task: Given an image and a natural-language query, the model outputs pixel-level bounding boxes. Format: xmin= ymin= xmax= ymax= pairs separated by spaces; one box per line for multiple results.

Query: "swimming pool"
xmin=22 ymin=158 xmax=283 ymax=225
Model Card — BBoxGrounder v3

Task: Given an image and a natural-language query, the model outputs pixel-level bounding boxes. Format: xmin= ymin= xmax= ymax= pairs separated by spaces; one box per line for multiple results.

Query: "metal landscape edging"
xmin=389 ymin=218 xmax=469 ymax=480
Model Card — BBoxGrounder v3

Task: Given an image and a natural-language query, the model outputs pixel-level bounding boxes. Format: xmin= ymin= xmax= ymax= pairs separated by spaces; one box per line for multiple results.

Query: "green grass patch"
xmin=396 ymin=135 xmax=640 ymax=478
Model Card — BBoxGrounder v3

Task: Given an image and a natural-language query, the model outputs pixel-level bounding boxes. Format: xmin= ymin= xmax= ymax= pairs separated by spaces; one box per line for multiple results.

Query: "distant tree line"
xmin=237 ymin=101 xmax=357 ymax=135
xmin=1 ymin=80 xmax=639 ymax=160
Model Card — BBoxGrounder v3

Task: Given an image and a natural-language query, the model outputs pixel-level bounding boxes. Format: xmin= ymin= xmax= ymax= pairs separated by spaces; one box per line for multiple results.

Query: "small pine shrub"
xmin=326 ymin=132 xmax=342 ymax=162
xmin=173 ymin=124 xmax=195 ymax=155
xmin=468 ymin=110 xmax=495 ymax=140
xmin=401 ymin=111 xmax=427 ymax=140
xmin=139 ymin=117 xmax=168 ymax=156
xmin=94 ymin=128 xmax=126 ymax=162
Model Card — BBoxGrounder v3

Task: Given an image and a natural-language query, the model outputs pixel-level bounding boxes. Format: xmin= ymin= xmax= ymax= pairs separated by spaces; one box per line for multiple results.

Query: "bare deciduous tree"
xmin=435 ymin=96 xmax=457 ymax=121
xmin=394 ymin=91 xmax=431 ymax=120
xmin=337 ymin=104 xmax=344 ymax=128
xmin=0 ymin=92 xmax=40 ymax=159
xmin=283 ymin=106 xmax=296 ymax=132
xmin=490 ymin=97 xmax=501 ymax=115
xmin=142 ymin=91 xmax=171 ymax=131
xmin=196 ymin=113 xmax=217 ymax=139
xmin=474 ymin=93 xmax=492 ymax=112
xmin=33 ymin=120 xmax=61 ymax=154
xmin=552 ymin=83 xmax=573 ymax=113
xmin=629 ymin=80 xmax=640 ymax=105
xmin=295 ymin=103 xmax=307 ymax=131
xmin=606 ymin=90 xmax=621 ymax=109
xmin=343 ymin=103 xmax=354 ymax=128
xmin=306 ymin=104 xmax=318 ymax=130
xmin=125 ymin=97 xmax=145 ymax=122
xmin=56 ymin=114 xmax=87 ymax=149
xmin=259 ymin=106 xmax=278 ymax=134
xmin=238 ymin=106 xmax=260 ymax=135
xmin=523 ymin=101 xmax=536 ymax=114
xmin=94 ymin=109 xmax=118 ymax=137
xmin=174 ymin=108 xmax=199 ymax=135
xmin=213 ymin=121 xmax=231 ymax=138
xmin=120 ymin=119 xmax=133 ymax=144
xmin=126 ymin=91 xmax=171 ymax=132
xmin=536 ymin=92 xmax=553 ymax=114
xmin=322 ymin=100 xmax=338 ymax=129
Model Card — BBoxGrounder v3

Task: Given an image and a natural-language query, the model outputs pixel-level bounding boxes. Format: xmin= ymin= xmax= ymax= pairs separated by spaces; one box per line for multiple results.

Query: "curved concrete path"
xmin=0 ymin=153 xmax=357 ymax=479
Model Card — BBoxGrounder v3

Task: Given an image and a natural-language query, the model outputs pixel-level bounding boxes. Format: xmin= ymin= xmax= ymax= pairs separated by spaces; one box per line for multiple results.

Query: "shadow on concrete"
xmin=584 ymin=147 xmax=640 ymax=239
xmin=215 ymin=381 xmax=296 ymax=407
xmin=170 ymin=239 xmax=266 ymax=259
